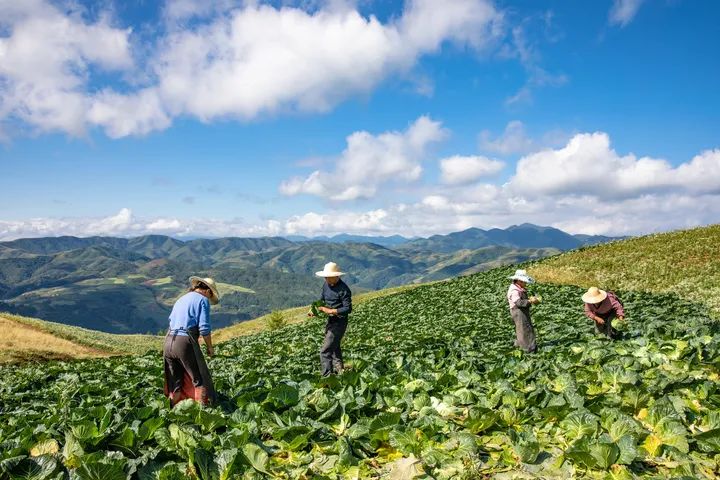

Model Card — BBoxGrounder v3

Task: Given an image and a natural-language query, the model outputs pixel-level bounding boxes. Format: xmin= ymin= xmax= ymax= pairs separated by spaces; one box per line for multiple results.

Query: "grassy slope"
xmin=212 ymin=283 xmax=424 ymax=342
xmin=0 ymin=313 xmax=162 ymax=362
xmin=528 ymin=224 xmax=720 ymax=317
xmin=0 ymin=316 xmax=110 ymax=364
xmin=3 ymin=223 xmax=717 ymax=363
xmin=0 ymin=283 xmax=425 ymax=362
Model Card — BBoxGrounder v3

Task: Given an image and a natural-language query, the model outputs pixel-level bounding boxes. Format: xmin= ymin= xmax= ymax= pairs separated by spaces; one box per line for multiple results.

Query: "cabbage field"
xmin=1 ymin=265 xmax=719 ymax=479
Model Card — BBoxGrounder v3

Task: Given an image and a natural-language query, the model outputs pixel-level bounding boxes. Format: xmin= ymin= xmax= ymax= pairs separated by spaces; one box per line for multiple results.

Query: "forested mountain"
xmin=0 ymin=224 xmax=620 ymax=333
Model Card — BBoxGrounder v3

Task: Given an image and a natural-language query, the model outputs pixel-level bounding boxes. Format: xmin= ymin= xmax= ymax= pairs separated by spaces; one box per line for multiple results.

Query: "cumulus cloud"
xmin=150 ymin=0 xmax=501 ymax=125
xmin=0 ymin=0 xmax=504 ymax=138
xmin=509 ymin=133 xmax=720 ymax=199
xmin=439 ymin=155 xmax=504 ymax=184
xmin=609 ymin=0 xmax=645 ymax=27
xmin=0 ymin=208 xmax=283 ymax=240
xmin=2 ymin=133 xmax=718 ymax=239
xmin=280 ymin=116 xmax=447 ymax=200
xmin=0 ymin=0 xmax=134 ymax=136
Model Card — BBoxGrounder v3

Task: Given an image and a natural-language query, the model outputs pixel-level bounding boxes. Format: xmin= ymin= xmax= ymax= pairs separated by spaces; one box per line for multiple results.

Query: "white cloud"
xmin=609 ymin=0 xmax=645 ymax=27
xmin=2 ymin=134 xmax=718 ymax=240
xmin=509 ymin=133 xmax=720 ymax=199
xmin=88 ymin=88 xmax=171 ymax=138
xmin=0 ymin=208 xmax=281 ymax=240
xmin=0 ymin=0 xmax=503 ymax=138
xmin=0 ymin=0 xmax=134 ymax=136
xmin=440 ymin=155 xmax=504 ymax=184
xmin=151 ymin=1 xmax=501 ymax=126
xmin=280 ymin=116 xmax=447 ymax=200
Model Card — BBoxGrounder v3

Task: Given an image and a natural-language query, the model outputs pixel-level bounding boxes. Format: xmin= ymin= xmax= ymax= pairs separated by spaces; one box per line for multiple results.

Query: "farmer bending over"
xmin=582 ymin=287 xmax=625 ymax=340
xmin=163 ymin=276 xmax=219 ymax=406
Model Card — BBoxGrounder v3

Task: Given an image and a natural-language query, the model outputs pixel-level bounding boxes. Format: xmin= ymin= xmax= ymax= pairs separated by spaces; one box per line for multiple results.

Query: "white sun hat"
xmin=582 ymin=286 xmax=608 ymax=304
xmin=315 ymin=262 xmax=346 ymax=278
xmin=189 ymin=276 xmax=220 ymax=305
xmin=508 ymin=269 xmax=535 ymax=284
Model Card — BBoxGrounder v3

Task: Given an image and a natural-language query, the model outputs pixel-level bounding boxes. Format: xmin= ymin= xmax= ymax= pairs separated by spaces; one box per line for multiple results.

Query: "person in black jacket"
xmin=309 ymin=262 xmax=352 ymax=376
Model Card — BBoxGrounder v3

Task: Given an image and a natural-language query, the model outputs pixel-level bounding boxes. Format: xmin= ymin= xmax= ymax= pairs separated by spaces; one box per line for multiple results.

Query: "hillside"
xmin=0 ymin=283 xmax=426 ymax=362
xmin=1 ymin=226 xmax=718 ymax=478
xmin=0 ymin=224 xmax=617 ymax=334
xmin=0 ymin=313 xmax=161 ymax=364
xmin=0 ymin=316 xmax=109 ymax=364
xmin=529 ymin=223 xmax=720 ymax=317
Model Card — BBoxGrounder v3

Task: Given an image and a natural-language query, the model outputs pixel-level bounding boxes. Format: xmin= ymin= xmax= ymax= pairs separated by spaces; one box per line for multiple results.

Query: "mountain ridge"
xmin=0 ymin=224 xmax=622 ymax=334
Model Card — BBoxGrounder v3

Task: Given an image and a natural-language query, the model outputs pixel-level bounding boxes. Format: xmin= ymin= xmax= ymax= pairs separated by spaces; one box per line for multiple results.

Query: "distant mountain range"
xmin=284 ymin=225 xmax=616 ymax=250
xmin=0 ymin=224 xmax=622 ymax=334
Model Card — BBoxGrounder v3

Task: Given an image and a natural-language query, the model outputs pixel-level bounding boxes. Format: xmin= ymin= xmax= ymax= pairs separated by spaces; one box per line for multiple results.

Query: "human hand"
xmin=206 ymin=345 xmax=214 ymax=357
xmin=319 ymin=306 xmax=334 ymax=315
xmin=618 ymin=316 xmax=625 ymax=322
xmin=595 ymin=317 xmax=605 ymax=325
xmin=529 ymin=296 xmax=540 ymax=305
xmin=307 ymin=310 xmax=315 ymax=317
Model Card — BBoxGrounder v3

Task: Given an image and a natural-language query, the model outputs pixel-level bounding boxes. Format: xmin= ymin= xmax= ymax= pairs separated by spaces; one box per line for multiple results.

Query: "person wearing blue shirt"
xmin=163 ymin=276 xmax=220 ymax=406
xmin=309 ymin=262 xmax=352 ymax=376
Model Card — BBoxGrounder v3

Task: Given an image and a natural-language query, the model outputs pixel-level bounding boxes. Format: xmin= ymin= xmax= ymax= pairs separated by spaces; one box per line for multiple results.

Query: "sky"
xmin=0 ymin=0 xmax=718 ymax=240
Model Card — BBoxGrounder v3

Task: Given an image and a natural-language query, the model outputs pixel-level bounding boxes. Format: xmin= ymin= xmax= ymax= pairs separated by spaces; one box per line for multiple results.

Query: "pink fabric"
xmin=584 ymin=292 xmax=625 ymax=319
xmin=507 ymin=282 xmax=526 ymax=309
xmin=164 ymin=372 xmax=209 ymax=407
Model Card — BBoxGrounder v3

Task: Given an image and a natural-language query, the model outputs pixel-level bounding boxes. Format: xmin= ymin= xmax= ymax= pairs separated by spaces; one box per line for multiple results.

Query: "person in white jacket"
xmin=507 ymin=269 xmax=541 ymax=353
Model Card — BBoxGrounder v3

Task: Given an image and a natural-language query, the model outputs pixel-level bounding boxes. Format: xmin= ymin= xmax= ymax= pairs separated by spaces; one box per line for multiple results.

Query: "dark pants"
xmin=594 ymin=314 xmax=618 ymax=339
xmin=163 ymin=331 xmax=215 ymax=405
xmin=510 ymin=307 xmax=537 ymax=353
xmin=320 ymin=317 xmax=348 ymax=376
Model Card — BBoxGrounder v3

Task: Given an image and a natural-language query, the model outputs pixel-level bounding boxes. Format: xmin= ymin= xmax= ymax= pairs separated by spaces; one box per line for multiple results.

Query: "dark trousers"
xmin=594 ymin=314 xmax=618 ymax=339
xmin=163 ymin=332 xmax=216 ymax=405
xmin=320 ymin=317 xmax=348 ymax=376
xmin=510 ymin=308 xmax=537 ymax=353
xmin=164 ymin=334 xmax=203 ymax=389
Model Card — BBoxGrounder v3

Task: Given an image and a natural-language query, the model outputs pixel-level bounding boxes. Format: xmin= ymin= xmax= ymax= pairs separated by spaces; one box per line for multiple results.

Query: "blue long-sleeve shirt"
xmin=168 ymin=292 xmax=211 ymax=336
xmin=321 ymin=279 xmax=352 ymax=318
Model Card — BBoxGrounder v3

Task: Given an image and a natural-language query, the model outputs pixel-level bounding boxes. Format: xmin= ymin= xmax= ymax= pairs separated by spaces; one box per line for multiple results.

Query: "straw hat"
xmin=315 ymin=262 xmax=346 ymax=278
xmin=508 ymin=269 xmax=535 ymax=284
xmin=582 ymin=286 xmax=607 ymax=304
xmin=189 ymin=276 xmax=220 ymax=305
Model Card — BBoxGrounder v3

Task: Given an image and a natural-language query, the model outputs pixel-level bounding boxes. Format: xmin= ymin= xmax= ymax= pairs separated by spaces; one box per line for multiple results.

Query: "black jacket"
xmin=321 ymin=279 xmax=352 ymax=318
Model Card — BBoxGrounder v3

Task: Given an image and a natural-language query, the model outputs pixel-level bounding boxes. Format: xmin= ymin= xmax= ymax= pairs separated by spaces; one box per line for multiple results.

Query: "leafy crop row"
xmin=1 ymin=266 xmax=719 ymax=478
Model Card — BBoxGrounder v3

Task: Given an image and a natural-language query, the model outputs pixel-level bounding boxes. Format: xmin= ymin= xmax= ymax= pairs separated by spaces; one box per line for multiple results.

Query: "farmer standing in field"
xmin=507 ymin=269 xmax=541 ymax=353
xmin=309 ymin=262 xmax=352 ymax=376
xmin=582 ymin=287 xmax=625 ymax=339
xmin=163 ymin=276 xmax=220 ymax=406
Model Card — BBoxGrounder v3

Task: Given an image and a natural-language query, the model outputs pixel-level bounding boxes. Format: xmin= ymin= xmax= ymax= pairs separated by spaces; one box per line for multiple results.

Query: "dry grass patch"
xmin=0 ymin=316 xmax=110 ymax=364
xmin=2 ymin=313 xmax=162 ymax=357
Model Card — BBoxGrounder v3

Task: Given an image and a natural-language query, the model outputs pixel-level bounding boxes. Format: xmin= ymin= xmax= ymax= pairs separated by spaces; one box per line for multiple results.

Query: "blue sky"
xmin=0 ymin=0 xmax=718 ymax=239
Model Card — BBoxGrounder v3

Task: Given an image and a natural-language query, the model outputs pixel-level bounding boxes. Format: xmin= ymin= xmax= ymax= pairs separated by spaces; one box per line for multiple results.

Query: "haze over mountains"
xmin=0 ymin=224 xmax=619 ymax=334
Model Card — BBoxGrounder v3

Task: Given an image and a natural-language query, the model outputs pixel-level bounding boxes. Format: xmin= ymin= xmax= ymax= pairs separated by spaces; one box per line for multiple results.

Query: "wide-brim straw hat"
xmin=189 ymin=276 xmax=220 ymax=305
xmin=582 ymin=286 xmax=608 ymax=304
xmin=508 ymin=269 xmax=535 ymax=284
xmin=315 ymin=262 xmax=346 ymax=278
